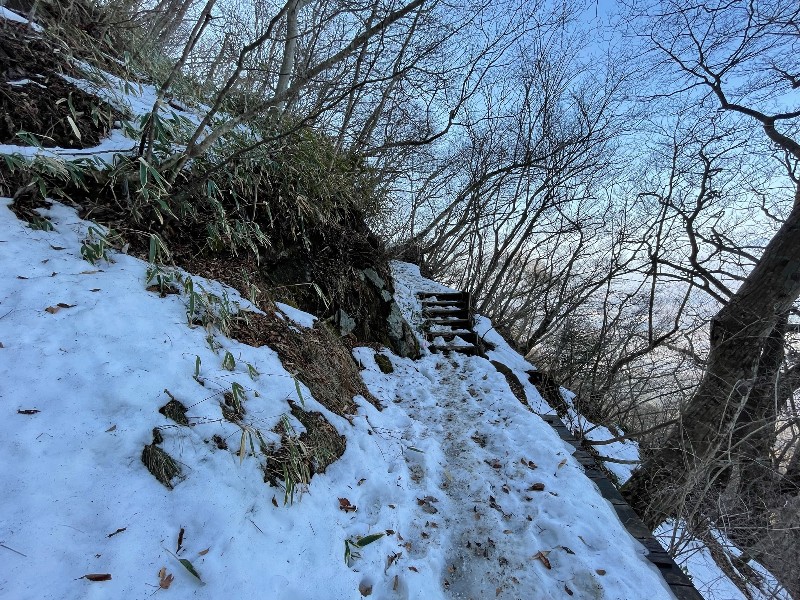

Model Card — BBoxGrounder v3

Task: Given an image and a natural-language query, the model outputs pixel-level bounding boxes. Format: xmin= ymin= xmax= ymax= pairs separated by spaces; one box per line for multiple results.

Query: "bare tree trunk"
xmin=623 ymin=184 xmax=800 ymax=527
xmin=275 ymin=0 xmax=301 ymax=111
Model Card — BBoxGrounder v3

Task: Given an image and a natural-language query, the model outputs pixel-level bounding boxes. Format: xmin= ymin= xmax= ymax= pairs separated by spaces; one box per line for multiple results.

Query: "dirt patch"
xmin=527 ymin=370 xmax=571 ymax=418
xmin=230 ymin=311 xmax=380 ymax=416
xmin=0 ymin=26 xmax=120 ymax=148
xmin=490 ymin=360 xmax=527 ymax=406
xmin=158 ymin=391 xmax=188 ymax=425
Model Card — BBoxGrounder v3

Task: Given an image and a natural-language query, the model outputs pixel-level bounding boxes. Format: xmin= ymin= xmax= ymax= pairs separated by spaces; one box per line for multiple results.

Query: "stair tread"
xmin=428 ymin=331 xmax=478 ymax=343
xmin=426 ymin=318 xmax=472 ymax=325
xmin=417 ymin=291 xmax=468 ymax=299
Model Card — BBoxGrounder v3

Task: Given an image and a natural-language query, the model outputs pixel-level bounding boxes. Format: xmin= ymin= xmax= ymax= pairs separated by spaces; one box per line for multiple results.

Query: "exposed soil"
xmin=229 ymin=310 xmax=381 ymax=416
xmin=0 ymin=25 xmax=120 ymax=148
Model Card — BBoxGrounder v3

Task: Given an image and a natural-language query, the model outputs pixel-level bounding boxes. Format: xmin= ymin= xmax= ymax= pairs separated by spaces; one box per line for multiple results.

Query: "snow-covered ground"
xmin=1 ymin=199 xmax=679 ymax=599
xmin=0 ymin=7 xmax=784 ymax=598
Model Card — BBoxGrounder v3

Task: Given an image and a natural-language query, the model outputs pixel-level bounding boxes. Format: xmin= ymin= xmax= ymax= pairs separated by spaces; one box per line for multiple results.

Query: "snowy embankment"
xmin=1 ymin=200 xmax=677 ymax=599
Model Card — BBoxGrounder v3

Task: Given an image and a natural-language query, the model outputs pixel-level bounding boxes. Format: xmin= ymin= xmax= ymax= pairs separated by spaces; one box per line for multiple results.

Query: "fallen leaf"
xmin=503 ymin=529 xmax=512 ymax=534
xmin=81 ymin=574 xmax=112 ymax=582
xmin=17 ymin=409 xmax=40 ymax=415
xmin=272 ymin=496 xmax=278 ymax=507
xmin=386 ymin=552 xmax=401 ymax=572
xmin=338 ymin=498 xmax=357 ymax=513
xmin=565 ymin=584 xmax=574 ymax=596
xmin=359 ymin=581 xmax=373 ymax=596
xmin=177 ymin=557 xmax=202 ymax=582
xmin=393 ymin=575 xmax=399 ymax=591
xmin=17 ymin=275 xmax=28 ymax=279
xmin=177 ymin=527 xmax=185 ymax=552
xmin=105 ymin=425 xmax=117 ymax=432
xmin=357 ymin=478 xmax=366 ymax=486
xmin=355 ymin=533 xmax=385 ymax=548
xmin=80 ymin=270 xmax=99 ymax=275
xmin=0 ymin=342 xmax=4 ymax=348
xmin=595 ymin=569 xmax=606 ymax=576
xmin=158 ymin=567 xmax=174 ymax=589
xmin=107 ymin=527 xmax=126 ymax=538
xmin=44 ymin=303 xmax=75 ymax=314
xmin=532 ymin=550 xmax=552 ymax=569
xmin=408 ymin=566 xmax=418 ymax=572
xmin=198 ymin=548 xmax=210 ymax=556
xmin=557 ymin=458 xmax=567 ymax=469
xmin=528 ymin=482 xmax=545 ymax=491
xmin=50 ymin=245 xmax=66 ymax=250
xmin=90 ymin=288 xmax=101 ymax=292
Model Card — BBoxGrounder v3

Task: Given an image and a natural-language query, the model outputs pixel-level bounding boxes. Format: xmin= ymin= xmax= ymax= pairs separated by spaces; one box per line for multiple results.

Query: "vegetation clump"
xmin=374 ymin=354 xmax=394 ymax=374
xmin=141 ymin=443 xmax=181 ymax=489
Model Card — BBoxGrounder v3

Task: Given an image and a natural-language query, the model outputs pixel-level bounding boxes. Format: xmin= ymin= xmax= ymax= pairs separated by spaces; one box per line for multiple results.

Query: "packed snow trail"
xmin=355 ymin=346 xmax=674 ymax=600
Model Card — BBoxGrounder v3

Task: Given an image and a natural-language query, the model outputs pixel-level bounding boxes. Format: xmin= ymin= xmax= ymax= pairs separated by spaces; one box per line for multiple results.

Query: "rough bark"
xmin=622 ymin=191 xmax=800 ymax=528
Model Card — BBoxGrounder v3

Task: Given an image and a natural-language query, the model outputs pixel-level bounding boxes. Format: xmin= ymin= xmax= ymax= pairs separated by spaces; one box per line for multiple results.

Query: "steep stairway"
xmin=417 ymin=291 xmax=482 ymax=356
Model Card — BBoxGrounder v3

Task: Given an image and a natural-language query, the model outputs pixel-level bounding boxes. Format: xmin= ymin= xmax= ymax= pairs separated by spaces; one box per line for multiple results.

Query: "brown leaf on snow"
xmin=198 ymin=548 xmax=210 ymax=556
xmin=17 ymin=409 xmax=40 ymax=415
xmin=45 ymin=303 xmax=75 ymax=314
xmin=595 ymin=569 xmax=606 ymax=576
xmin=528 ymin=482 xmax=545 ymax=492
xmin=359 ymin=581 xmax=373 ymax=596
xmin=532 ymin=551 xmax=552 ymax=569
xmin=176 ymin=527 xmax=185 ymax=552
xmin=158 ymin=567 xmax=174 ymax=589
xmin=557 ymin=458 xmax=568 ymax=469
xmin=408 ymin=566 xmax=418 ymax=572
xmin=338 ymin=498 xmax=357 ymax=512
xmin=81 ymin=573 xmax=112 ymax=582
xmin=272 ymin=496 xmax=279 ymax=507
xmin=105 ymin=425 xmax=117 ymax=432
xmin=385 ymin=552 xmax=402 ymax=572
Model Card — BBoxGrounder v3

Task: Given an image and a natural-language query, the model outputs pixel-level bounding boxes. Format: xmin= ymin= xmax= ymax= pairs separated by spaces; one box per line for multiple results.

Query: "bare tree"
xmin=616 ymin=1 xmax=800 ymax=594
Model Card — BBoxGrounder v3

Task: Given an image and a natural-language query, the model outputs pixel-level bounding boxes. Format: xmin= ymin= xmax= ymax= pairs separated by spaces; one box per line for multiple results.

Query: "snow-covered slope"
xmin=0 ymin=200 xmax=679 ymax=599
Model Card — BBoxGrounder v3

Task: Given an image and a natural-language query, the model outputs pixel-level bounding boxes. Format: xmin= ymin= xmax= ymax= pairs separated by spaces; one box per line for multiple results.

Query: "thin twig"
xmin=0 ymin=543 xmax=27 ymax=557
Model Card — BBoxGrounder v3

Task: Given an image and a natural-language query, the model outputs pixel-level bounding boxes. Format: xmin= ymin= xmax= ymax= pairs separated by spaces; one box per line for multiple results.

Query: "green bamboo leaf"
xmin=355 ymin=532 xmax=385 ymax=548
xmin=66 ymin=115 xmax=82 ymax=141
xmin=178 ymin=558 xmax=203 ymax=582
xmin=138 ymin=157 xmax=148 ymax=189
xmin=293 ymin=377 xmax=305 ymax=407
xmin=148 ymin=235 xmax=157 ymax=264
xmin=222 ymin=351 xmax=235 ymax=371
